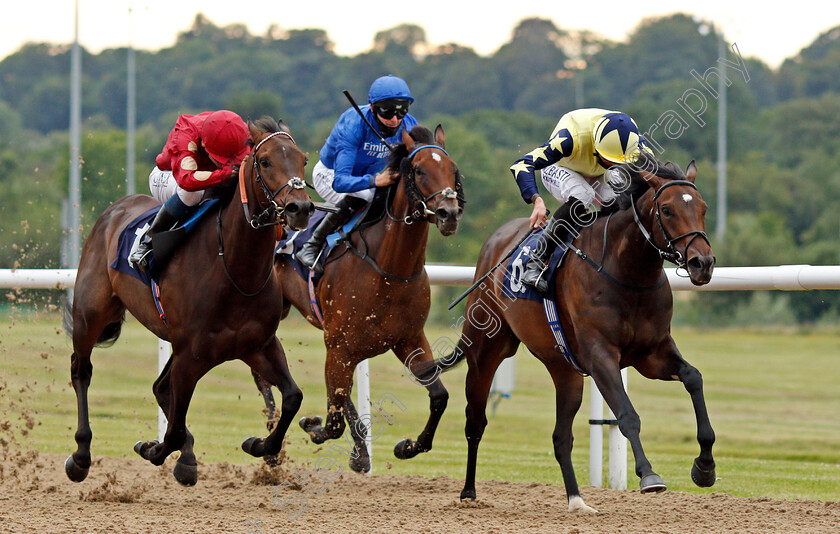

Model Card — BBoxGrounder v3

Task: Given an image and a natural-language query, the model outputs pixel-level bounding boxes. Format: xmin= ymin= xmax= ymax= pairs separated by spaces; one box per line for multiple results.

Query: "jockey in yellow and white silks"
xmin=510 ymin=108 xmax=651 ymax=292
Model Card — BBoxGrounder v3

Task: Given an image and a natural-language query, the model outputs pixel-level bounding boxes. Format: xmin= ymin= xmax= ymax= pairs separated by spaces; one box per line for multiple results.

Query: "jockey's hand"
xmin=529 ymin=196 xmax=547 ymax=228
xmin=374 ymin=169 xmax=399 ymax=187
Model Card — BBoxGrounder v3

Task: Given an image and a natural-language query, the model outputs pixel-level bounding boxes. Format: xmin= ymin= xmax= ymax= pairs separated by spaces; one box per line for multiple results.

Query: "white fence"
xmin=3 ymin=265 xmax=840 ymax=488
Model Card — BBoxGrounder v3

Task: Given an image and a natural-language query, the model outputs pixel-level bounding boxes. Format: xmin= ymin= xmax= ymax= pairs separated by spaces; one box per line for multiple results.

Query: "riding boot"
xmin=296 ymin=195 xmax=368 ymax=274
xmin=128 ymin=197 xmax=187 ymax=271
xmin=521 ymin=196 xmax=587 ymax=293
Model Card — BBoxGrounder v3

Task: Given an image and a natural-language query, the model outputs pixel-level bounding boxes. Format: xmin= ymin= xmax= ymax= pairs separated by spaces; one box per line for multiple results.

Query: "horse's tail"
xmin=410 ymin=338 xmax=469 ymax=384
xmin=62 ymin=300 xmax=125 ymax=348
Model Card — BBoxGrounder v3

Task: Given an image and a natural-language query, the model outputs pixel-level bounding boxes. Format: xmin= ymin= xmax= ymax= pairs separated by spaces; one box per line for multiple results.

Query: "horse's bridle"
xmin=242 ymin=130 xmax=307 ymax=229
xmin=389 ymin=144 xmax=466 ymax=224
xmin=631 ymin=179 xmax=711 ymax=269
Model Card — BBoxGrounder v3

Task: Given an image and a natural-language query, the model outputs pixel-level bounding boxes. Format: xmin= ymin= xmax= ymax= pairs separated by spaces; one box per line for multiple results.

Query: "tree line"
xmin=1 ymin=13 xmax=839 ymax=324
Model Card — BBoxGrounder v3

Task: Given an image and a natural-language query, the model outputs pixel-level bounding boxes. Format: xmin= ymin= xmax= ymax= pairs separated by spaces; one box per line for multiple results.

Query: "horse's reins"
xmin=218 ymin=130 xmax=306 ymax=297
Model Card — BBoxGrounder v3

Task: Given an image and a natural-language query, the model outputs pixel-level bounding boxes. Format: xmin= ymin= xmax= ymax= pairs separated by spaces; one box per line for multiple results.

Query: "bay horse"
xmin=63 ymin=117 xmax=314 ymax=486
xmin=420 ymin=155 xmax=716 ymax=512
xmin=268 ymin=124 xmax=464 ymax=472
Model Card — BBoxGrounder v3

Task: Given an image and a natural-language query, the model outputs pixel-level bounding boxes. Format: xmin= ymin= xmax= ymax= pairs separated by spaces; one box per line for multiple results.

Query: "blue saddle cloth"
xmin=109 ymin=199 xmax=219 ymax=286
xmin=502 ymin=229 xmax=569 ymax=302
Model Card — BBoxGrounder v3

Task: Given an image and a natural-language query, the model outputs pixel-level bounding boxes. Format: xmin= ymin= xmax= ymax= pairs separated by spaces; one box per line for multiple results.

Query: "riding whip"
xmin=343 ymin=90 xmax=398 ymax=155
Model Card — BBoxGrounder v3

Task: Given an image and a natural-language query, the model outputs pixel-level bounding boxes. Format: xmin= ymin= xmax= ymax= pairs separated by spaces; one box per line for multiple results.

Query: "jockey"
xmin=510 ymin=108 xmax=651 ymax=292
xmin=129 ymin=110 xmax=250 ymax=270
xmin=296 ymin=75 xmax=418 ymax=274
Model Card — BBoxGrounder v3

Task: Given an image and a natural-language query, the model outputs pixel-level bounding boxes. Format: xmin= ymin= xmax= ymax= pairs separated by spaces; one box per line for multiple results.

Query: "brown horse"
xmin=419 ymin=155 xmax=716 ymax=512
xmin=63 ymin=117 xmax=314 ymax=486
xmin=268 ymin=124 xmax=464 ymax=472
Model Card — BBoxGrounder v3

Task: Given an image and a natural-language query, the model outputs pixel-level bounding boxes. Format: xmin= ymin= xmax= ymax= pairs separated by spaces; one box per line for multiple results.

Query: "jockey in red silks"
xmin=129 ymin=110 xmax=250 ymax=270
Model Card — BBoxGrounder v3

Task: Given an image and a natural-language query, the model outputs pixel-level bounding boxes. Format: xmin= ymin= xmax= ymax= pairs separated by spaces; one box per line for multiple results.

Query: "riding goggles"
xmin=373 ymin=100 xmax=410 ymax=120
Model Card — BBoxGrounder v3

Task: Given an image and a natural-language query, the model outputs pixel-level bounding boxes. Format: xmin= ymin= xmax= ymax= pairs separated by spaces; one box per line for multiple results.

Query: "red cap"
xmin=200 ymin=110 xmax=250 ymax=166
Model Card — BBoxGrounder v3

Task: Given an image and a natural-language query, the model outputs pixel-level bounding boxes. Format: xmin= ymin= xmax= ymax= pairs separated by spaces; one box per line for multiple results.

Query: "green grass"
xmin=1 ymin=311 xmax=838 ymax=501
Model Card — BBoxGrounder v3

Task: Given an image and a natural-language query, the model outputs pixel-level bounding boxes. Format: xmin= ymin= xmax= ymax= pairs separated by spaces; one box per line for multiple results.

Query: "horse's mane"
xmin=385 ymin=125 xmax=436 ymax=173
xmin=612 ymin=151 xmax=687 ymax=211
xmin=203 ymin=116 xmax=290 ymax=205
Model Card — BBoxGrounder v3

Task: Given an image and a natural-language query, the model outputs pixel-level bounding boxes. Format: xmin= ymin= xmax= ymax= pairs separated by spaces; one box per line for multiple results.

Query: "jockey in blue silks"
xmin=296 ymin=75 xmax=418 ymax=274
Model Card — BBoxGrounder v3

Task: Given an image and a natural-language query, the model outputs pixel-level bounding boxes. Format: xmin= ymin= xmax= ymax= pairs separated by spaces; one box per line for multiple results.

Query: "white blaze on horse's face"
xmin=682 ymin=194 xmax=693 ymax=203
xmin=431 ymin=152 xmax=441 ymax=163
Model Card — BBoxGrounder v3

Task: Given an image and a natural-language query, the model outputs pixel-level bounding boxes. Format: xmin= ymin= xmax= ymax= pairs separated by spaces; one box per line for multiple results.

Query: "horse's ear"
xmin=685 ymin=160 xmax=697 ymax=183
xmin=434 ymin=124 xmax=445 ymax=148
xmin=247 ymin=120 xmax=259 ymax=139
xmin=402 ymin=127 xmax=414 ymax=150
xmin=640 ymin=170 xmax=667 ymax=192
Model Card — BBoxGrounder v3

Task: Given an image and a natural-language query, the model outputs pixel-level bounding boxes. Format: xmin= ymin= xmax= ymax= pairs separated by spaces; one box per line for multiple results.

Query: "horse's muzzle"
xmin=285 ymin=200 xmax=315 ymax=231
xmin=687 ymin=255 xmax=715 ymax=286
xmin=435 ymin=205 xmax=463 ymax=236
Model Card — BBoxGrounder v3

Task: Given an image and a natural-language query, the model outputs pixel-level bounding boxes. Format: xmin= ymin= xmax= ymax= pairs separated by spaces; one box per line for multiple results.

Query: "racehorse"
xmin=63 ymin=117 xmax=314 ymax=486
xmin=268 ymin=124 xmax=464 ymax=472
xmin=420 ymin=155 xmax=716 ymax=512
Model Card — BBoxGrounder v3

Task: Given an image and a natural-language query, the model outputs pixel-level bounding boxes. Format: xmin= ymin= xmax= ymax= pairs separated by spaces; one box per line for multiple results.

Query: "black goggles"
xmin=374 ymin=103 xmax=409 ymax=120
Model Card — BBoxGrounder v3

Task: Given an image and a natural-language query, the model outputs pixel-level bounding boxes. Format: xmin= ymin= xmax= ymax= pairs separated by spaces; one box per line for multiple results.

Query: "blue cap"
xmin=368 ymin=75 xmax=414 ymax=104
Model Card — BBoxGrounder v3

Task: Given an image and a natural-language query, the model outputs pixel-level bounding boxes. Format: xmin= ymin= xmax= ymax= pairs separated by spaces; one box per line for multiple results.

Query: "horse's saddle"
xmin=275 ymin=185 xmax=393 ymax=283
xmin=502 ymin=229 xmax=570 ymax=303
xmin=109 ymin=199 xmax=220 ymax=286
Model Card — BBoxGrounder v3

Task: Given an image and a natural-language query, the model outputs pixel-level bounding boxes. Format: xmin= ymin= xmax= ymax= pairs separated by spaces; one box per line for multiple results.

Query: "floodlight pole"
xmin=716 ymin=34 xmax=727 ymax=242
xmin=126 ymin=7 xmax=137 ymax=196
xmin=66 ymin=0 xmax=83 ymax=301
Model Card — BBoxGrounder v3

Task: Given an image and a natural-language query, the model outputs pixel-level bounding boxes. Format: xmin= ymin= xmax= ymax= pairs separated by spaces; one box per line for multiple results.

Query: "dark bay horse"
xmin=63 ymin=118 xmax=314 ymax=486
xmin=269 ymin=124 xmax=464 ymax=472
xmin=421 ymin=156 xmax=716 ymax=512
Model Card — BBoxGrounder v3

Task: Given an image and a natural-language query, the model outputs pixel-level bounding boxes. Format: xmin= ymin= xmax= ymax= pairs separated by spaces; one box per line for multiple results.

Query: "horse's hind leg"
xmin=461 ymin=328 xmax=519 ymax=501
xmin=240 ymin=337 xmax=303 ymax=459
xmin=588 ymin=342 xmax=666 ymax=493
xmin=392 ymin=333 xmax=449 ymax=460
xmin=251 ymin=370 xmax=282 ymax=466
xmin=341 ymin=396 xmax=371 ymax=473
xmin=636 ymin=338 xmax=716 ymax=488
xmin=298 ymin=349 xmax=354 ymax=444
xmin=541 ymin=359 xmax=596 ymax=513
xmin=65 ymin=289 xmax=124 ymax=482
xmin=151 ymin=358 xmax=200 ymax=485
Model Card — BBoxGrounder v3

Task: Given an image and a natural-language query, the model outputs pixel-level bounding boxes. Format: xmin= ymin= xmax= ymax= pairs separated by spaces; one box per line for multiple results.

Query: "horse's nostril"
xmin=306 ymin=202 xmax=315 ymax=216
xmin=436 ymin=208 xmax=449 ymax=221
xmin=286 ymin=203 xmax=299 ymax=214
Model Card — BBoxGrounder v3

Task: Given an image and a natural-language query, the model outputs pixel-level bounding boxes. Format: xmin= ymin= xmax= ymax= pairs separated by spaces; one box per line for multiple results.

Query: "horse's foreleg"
xmin=543 ymin=360 xmax=596 ymax=513
xmin=392 ymin=334 xmax=449 ymax=460
xmin=589 ymin=344 xmax=666 ymax=493
xmin=635 ymin=339 xmax=717 ymax=488
xmin=341 ymin=396 xmax=371 ymax=473
xmin=135 ymin=355 xmax=205 ymax=467
xmin=298 ymin=350 xmax=352 ymax=445
xmin=241 ymin=338 xmax=303 ymax=459
xmin=152 ymin=358 xmax=199 ymax=485
xmin=678 ymin=361 xmax=717 ymax=487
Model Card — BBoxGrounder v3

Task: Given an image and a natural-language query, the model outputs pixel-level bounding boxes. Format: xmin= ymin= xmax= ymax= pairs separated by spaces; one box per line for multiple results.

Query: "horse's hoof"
xmin=298 ymin=415 xmax=322 ymax=432
xmin=460 ymin=488 xmax=477 ymax=502
xmin=568 ymin=495 xmax=598 ymax=514
xmin=173 ymin=461 xmax=198 ymax=486
xmin=394 ymin=439 xmax=418 ymax=460
xmin=64 ymin=455 xmax=90 ymax=483
xmin=349 ymin=452 xmax=371 ymax=474
xmin=640 ymin=473 xmax=667 ymax=493
xmin=133 ymin=440 xmax=159 ymax=460
xmin=241 ymin=436 xmax=264 ymax=457
xmin=691 ymin=458 xmax=716 ymax=488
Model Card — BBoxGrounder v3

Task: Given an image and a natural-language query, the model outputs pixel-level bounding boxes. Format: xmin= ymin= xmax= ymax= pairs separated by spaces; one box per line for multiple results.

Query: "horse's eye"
xmin=259 ymin=157 xmax=271 ymax=168
xmin=661 ymin=205 xmax=672 ymax=216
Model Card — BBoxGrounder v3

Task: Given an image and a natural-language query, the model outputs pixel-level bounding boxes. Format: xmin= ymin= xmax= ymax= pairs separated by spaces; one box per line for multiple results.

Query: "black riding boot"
xmin=128 ymin=205 xmax=181 ymax=271
xmin=521 ymin=197 xmax=587 ymax=293
xmin=296 ymin=195 xmax=368 ymax=274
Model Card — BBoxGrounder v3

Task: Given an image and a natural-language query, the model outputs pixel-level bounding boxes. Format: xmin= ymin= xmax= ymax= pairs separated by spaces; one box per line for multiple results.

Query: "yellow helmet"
xmin=593 ymin=112 xmax=644 ymax=164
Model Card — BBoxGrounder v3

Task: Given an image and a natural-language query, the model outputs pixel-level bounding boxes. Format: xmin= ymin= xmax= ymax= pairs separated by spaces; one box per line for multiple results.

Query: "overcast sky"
xmin=3 ymin=1 xmax=839 ymax=67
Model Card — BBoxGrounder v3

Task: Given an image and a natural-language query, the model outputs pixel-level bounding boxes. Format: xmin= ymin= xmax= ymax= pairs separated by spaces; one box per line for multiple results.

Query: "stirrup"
xmin=521 ymin=263 xmax=550 ymax=293
xmin=129 ymin=247 xmax=152 ymax=270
